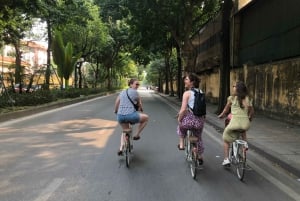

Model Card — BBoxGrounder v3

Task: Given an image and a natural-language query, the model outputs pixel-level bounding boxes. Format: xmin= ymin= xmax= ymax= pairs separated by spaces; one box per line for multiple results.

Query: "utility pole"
xmin=217 ymin=0 xmax=233 ymax=113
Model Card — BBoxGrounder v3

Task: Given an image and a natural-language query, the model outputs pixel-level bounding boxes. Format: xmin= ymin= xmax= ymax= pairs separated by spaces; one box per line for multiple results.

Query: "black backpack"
xmin=189 ymin=88 xmax=206 ymax=117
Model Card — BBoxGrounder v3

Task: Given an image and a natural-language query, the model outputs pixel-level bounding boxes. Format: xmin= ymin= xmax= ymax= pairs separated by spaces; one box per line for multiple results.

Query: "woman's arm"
xmin=177 ymin=91 xmax=190 ymax=122
xmin=218 ymin=98 xmax=232 ymax=118
xmin=137 ymin=96 xmax=143 ymax=112
xmin=248 ymin=106 xmax=254 ymax=121
xmin=114 ymin=95 xmax=120 ymax=113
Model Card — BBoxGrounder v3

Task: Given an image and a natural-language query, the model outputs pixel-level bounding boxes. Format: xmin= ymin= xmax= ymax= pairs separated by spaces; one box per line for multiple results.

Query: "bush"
xmin=0 ymin=87 xmax=113 ymax=108
xmin=6 ymin=90 xmax=55 ymax=106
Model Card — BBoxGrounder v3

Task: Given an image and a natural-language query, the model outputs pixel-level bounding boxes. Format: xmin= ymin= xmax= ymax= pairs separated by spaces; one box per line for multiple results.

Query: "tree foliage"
xmin=52 ymin=29 xmax=81 ymax=88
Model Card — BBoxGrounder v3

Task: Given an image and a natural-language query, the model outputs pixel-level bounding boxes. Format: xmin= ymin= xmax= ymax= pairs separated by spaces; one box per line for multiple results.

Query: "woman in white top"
xmin=177 ymin=73 xmax=205 ymax=164
xmin=114 ymin=78 xmax=149 ymax=155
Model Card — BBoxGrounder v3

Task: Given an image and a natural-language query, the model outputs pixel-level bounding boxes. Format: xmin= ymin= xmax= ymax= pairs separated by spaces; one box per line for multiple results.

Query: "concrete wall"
xmin=200 ymin=57 xmax=300 ymax=125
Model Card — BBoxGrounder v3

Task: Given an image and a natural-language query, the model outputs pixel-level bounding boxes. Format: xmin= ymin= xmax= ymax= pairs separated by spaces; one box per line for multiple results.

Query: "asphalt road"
xmin=0 ymin=89 xmax=298 ymax=201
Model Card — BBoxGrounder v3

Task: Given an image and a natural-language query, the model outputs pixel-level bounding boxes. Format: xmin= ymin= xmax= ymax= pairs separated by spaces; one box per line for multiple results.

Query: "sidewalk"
xmin=158 ymin=93 xmax=300 ymax=179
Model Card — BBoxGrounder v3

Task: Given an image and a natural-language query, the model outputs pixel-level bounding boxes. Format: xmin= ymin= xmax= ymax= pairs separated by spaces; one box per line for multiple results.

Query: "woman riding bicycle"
xmin=177 ymin=73 xmax=205 ymax=165
xmin=114 ymin=78 xmax=149 ymax=156
xmin=218 ymin=81 xmax=254 ymax=166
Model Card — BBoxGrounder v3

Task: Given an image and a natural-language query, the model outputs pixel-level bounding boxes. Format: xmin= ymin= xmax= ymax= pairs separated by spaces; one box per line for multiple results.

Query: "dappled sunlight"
xmin=4 ymin=118 xmax=118 ymax=137
xmin=23 ymin=118 xmax=118 ymax=149
xmin=66 ymin=119 xmax=118 ymax=148
xmin=6 ymin=118 xmax=120 ymax=149
xmin=29 ymin=142 xmax=70 ymax=148
xmin=0 ymin=118 xmax=119 ymax=164
xmin=0 ymin=127 xmax=22 ymax=134
xmin=0 ymin=151 xmax=24 ymax=166
xmin=35 ymin=151 xmax=57 ymax=159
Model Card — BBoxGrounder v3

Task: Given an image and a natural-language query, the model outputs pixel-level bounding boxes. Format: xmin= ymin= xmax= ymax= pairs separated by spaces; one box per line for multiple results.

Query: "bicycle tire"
xmin=184 ymin=137 xmax=189 ymax=160
xmin=190 ymin=146 xmax=197 ymax=179
xmin=236 ymin=144 xmax=246 ymax=180
xmin=125 ymin=134 xmax=130 ymax=168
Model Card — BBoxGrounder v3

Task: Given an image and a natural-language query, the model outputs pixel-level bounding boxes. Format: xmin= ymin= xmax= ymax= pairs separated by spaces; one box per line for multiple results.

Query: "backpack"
xmin=189 ymin=88 xmax=206 ymax=117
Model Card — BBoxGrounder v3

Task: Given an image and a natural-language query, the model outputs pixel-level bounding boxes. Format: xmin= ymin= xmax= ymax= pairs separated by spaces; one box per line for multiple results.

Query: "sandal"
xmin=177 ymin=144 xmax=185 ymax=151
xmin=133 ymin=136 xmax=140 ymax=140
xmin=197 ymin=158 xmax=204 ymax=165
xmin=117 ymin=150 xmax=123 ymax=156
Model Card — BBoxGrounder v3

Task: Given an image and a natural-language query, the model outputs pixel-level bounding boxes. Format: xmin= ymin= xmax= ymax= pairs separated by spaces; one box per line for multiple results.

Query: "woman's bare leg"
xmin=119 ymin=123 xmax=130 ymax=150
xmin=224 ymin=141 xmax=229 ymax=160
xmin=179 ymin=137 xmax=184 ymax=149
xmin=134 ymin=113 xmax=149 ymax=138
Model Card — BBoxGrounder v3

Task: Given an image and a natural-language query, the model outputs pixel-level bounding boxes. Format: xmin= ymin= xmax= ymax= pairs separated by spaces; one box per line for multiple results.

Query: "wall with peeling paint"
xmin=200 ymin=58 xmax=300 ymax=125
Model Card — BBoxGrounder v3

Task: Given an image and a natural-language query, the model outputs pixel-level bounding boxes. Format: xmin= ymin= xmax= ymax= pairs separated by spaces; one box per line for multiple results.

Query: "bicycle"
xmin=224 ymin=129 xmax=248 ymax=181
xmin=121 ymin=124 xmax=133 ymax=168
xmin=184 ymin=129 xmax=203 ymax=179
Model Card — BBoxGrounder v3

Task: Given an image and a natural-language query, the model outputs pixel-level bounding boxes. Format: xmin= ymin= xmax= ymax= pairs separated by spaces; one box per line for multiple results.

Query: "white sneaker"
xmin=222 ymin=158 xmax=230 ymax=166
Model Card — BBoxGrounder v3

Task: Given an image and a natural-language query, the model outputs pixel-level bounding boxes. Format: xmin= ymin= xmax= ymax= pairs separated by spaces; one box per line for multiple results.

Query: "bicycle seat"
xmin=232 ymin=129 xmax=246 ymax=133
xmin=123 ymin=121 xmax=135 ymax=125
xmin=122 ymin=129 xmax=132 ymax=134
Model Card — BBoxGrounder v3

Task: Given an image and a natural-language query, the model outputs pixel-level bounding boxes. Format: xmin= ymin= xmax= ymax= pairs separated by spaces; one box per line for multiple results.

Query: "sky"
xmin=25 ymin=19 xmax=48 ymax=47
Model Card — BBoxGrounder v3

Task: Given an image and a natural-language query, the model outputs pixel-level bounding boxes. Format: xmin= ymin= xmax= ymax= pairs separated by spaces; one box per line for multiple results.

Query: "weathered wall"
xmin=242 ymin=59 xmax=299 ymax=124
xmin=200 ymin=58 xmax=300 ymax=125
xmin=199 ymin=70 xmax=219 ymax=104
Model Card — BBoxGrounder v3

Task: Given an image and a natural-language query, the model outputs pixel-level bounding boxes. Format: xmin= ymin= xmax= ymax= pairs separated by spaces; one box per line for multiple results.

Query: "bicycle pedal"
xmin=224 ymin=164 xmax=231 ymax=168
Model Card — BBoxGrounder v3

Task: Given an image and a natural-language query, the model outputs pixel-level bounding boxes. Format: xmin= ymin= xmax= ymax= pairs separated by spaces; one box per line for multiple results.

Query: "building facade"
xmin=0 ymin=40 xmax=49 ymax=90
xmin=191 ymin=0 xmax=300 ymax=125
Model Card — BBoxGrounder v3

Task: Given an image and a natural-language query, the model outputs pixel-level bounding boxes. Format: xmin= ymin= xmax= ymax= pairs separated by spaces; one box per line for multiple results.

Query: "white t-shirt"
xmin=117 ymin=88 xmax=139 ymax=115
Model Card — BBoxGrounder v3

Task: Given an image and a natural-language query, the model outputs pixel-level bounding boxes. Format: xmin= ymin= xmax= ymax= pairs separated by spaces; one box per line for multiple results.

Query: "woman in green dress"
xmin=218 ymin=81 xmax=254 ymax=166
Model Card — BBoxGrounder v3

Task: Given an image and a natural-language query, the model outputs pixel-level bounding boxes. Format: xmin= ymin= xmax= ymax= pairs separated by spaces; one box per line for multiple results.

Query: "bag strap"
xmin=126 ymin=89 xmax=136 ymax=108
xmin=187 ymin=88 xmax=198 ymax=110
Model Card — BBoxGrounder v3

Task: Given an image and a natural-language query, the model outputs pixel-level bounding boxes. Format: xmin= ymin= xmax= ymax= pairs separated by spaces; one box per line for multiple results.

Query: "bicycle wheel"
xmin=189 ymin=144 xmax=197 ymax=179
xmin=236 ymin=144 xmax=246 ymax=180
xmin=125 ymin=134 xmax=130 ymax=168
xmin=184 ymin=137 xmax=189 ymax=160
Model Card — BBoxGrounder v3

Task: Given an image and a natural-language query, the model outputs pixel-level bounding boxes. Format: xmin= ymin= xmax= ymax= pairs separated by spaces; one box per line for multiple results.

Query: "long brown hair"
xmin=187 ymin=73 xmax=200 ymax=88
xmin=235 ymin=81 xmax=248 ymax=109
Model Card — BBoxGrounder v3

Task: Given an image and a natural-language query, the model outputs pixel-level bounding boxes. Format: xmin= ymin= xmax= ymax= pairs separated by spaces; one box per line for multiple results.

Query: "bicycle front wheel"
xmin=236 ymin=144 xmax=246 ymax=180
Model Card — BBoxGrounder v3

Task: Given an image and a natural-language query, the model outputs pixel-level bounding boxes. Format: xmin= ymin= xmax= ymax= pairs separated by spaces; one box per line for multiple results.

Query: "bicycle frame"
xmin=184 ymin=130 xmax=200 ymax=179
xmin=121 ymin=123 xmax=133 ymax=168
xmin=228 ymin=138 xmax=248 ymax=181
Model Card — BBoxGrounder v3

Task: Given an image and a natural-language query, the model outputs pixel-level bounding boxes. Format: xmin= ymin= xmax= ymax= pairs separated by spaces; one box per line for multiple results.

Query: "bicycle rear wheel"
xmin=189 ymin=144 xmax=197 ymax=179
xmin=184 ymin=138 xmax=188 ymax=160
xmin=236 ymin=144 xmax=246 ymax=180
xmin=125 ymin=134 xmax=131 ymax=168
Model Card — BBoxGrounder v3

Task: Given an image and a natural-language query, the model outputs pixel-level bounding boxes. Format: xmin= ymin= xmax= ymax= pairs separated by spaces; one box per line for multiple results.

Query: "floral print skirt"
xmin=177 ymin=111 xmax=205 ymax=154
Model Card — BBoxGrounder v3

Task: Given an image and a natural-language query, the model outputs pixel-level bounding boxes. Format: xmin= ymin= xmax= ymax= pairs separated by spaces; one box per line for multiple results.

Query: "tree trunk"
xmin=164 ymin=55 xmax=170 ymax=94
xmin=78 ymin=62 xmax=82 ymax=88
xmin=14 ymin=42 xmax=22 ymax=85
xmin=217 ymin=0 xmax=233 ymax=114
xmin=175 ymin=43 xmax=183 ymax=99
xmin=107 ymin=66 xmax=112 ymax=90
xmin=45 ymin=19 xmax=52 ymax=90
xmin=74 ymin=64 xmax=78 ymax=88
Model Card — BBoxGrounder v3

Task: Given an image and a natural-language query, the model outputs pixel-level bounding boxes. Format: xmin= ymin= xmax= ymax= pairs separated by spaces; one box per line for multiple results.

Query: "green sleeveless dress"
xmin=223 ymin=96 xmax=252 ymax=142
